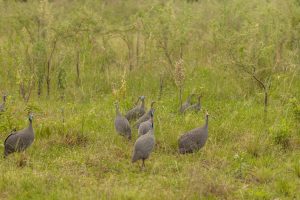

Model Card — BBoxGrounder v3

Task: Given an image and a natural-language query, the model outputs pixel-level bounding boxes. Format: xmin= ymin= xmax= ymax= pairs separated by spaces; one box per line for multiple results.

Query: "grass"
xmin=0 ymin=77 xmax=299 ymax=199
xmin=0 ymin=0 xmax=299 ymax=199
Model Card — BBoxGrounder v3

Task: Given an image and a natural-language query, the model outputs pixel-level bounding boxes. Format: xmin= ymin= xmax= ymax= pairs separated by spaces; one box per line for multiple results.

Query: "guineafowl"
xmin=132 ymin=121 xmax=155 ymax=169
xmin=4 ymin=113 xmax=35 ymax=157
xmin=0 ymin=95 xmax=7 ymax=112
xmin=125 ymin=96 xmax=146 ymax=121
xmin=114 ymin=102 xmax=132 ymax=140
xmin=184 ymin=95 xmax=201 ymax=113
xmin=178 ymin=111 xmax=209 ymax=154
xmin=179 ymin=94 xmax=195 ymax=113
xmin=138 ymin=110 xmax=154 ymax=138
xmin=134 ymin=101 xmax=155 ymax=129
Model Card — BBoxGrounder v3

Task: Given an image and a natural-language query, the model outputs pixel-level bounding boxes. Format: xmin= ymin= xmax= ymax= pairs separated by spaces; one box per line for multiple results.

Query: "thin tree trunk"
xmin=25 ymin=79 xmax=34 ymax=103
xmin=120 ymin=34 xmax=134 ymax=71
xmin=76 ymin=51 xmax=81 ymax=86
xmin=37 ymin=73 xmax=44 ymax=97
xmin=46 ymin=61 xmax=50 ymax=97
xmin=129 ymin=47 xmax=133 ymax=71
xmin=264 ymin=88 xmax=268 ymax=113
xmin=127 ymin=36 xmax=134 ymax=71
xmin=136 ymin=31 xmax=140 ymax=68
xmin=161 ymin=39 xmax=174 ymax=68
xmin=46 ymin=40 xmax=57 ymax=97
xmin=180 ymin=42 xmax=183 ymax=59
xmin=159 ymin=76 xmax=164 ymax=100
xmin=179 ymin=87 xmax=183 ymax=108
xmin=252 ymin=74 xmax=268 ymax=113
xmin=20 ymin=83 xmax=25 ymax=100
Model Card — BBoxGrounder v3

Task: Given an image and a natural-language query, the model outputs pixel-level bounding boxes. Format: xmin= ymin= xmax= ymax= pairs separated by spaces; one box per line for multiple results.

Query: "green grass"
xmin=0 ymin=77 xmax=299 ymax=199
xmin=0 ymin=0 xmax=300 ymax=199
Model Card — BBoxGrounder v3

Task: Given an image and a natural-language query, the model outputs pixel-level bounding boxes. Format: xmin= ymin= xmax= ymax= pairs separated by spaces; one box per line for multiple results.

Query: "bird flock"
xmin=1 ymin=94 xmax=209 ymax=170
xmin=114 ymin=95 xmax=209 ymax=169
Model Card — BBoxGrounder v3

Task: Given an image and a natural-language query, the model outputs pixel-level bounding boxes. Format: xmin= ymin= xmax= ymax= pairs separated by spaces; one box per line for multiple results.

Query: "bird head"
xmin=28 ymin=113 xmax=34 ymax=122
xmin=205 ymin=110 xmax=209 ymax=117
xmin=114 ymin=102 xmax=121 ymax=115
xmin=140 ymin=96 xmax=145 ymax=100
xmin=150 ymin=101 xmax=156 ymax=108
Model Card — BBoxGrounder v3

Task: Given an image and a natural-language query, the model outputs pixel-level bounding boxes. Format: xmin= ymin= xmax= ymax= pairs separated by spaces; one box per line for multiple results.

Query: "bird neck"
xmin=141 ymin=99 xmax=145 ymax=108
xmin=149 ymin=115 xmax=154 ymax=123
xmin=29 ymin=120 xmax=33 ymax=129
xmin=116 ymin=106 xmax=121 ymax=116
xmin=204 ymin=115 xmax=209 ymax=129
xmin=148 ymin=109 xmax=154 ymax=115
xmin=134 ymin=97 xmax=140 ymax=105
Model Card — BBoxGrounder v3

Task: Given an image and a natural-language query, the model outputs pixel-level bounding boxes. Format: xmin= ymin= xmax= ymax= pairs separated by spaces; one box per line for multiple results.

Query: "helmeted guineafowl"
xmin=179 ymin=94 xmax=195 ymax=113
xmin=184 ymin=95 xmax=201 ymax=113
xmin=4 ymin=113 xmax=35 ymax=157
xmin=114 ymin=102 xmax=132 ymax=140
xmin=0 ymin=95 xmax=7 ymax=112
xmin=132 ymin=120 xmax=155 ymax=169
xmin=125 ymin=96 xmax=146 ymax=121
xmin=134 ymin=101 xmax=155 ymax=129
xmin=138 ymin=110 xmax=154 ymax=138
xmin=178 ymin=111 xmax=209 ymax=154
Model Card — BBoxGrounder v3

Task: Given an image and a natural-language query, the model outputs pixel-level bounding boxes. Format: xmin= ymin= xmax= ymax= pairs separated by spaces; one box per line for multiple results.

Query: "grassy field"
xmin=0 ymin=0 xmax=300 ymax=199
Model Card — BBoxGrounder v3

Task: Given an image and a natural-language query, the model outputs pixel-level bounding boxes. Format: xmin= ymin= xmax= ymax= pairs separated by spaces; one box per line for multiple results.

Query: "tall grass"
xmin=0 ymin=0 xmax=299 ymax=199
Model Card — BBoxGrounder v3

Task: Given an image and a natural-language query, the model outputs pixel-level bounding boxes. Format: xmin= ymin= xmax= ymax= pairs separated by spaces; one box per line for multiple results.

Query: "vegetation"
xmin=0 ymin=0 xmax=299 ymax=199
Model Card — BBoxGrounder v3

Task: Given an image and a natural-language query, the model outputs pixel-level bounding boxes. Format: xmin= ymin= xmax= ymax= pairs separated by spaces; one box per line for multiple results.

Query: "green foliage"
xmin=293 ymin=160 xmax=300 ymax=178
xmin=275 ymin=179 xmax=294 ymax=197
xmin=233 ymin=152 xmax=248 ymax=179
xmin=289 ymin=97 xmax=300 ymax=121
xmin=0 ymin=0 xmax=299 ymax=199
xmin=269 ymin=119 xmax=292 ymax=149
xmin=57 ymin=67 xmax=67 ymax=99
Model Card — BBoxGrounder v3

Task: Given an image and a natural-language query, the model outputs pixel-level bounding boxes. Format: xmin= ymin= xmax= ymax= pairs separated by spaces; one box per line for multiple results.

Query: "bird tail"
xmin=178 ymin=148 xmax=186 ymax=154
xmin=131 ymin=153 xmax=138 ymax=163
xmin=3 ymin=150 xmax=8 ymax=158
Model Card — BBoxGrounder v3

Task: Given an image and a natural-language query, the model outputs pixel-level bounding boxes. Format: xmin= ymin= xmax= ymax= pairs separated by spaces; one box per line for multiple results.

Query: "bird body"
xmin=0 ymin=95 xmax=7 ymax=112
xmin=134 ymin=111 xmax=151 ymax=129
xmin=178 ymin=112 xmax=209 ymax=154
xmin=179 ymin=94 xmax=195 ymax=113
xmin=184 ymin=96 xmax=201 ymax=113
xmin=138 ymin=110 xmax=154 ymax=138
xmin=134 ymin=101 xmax=155 ymax=129
xmin=114 ymin=103 xmax=132 ymax=140
xmin=132 ymin=123 xmax=155 ymax=168
xmin=4 ymin=114 xmax=34 ymax=157
xmin=125 ymin=96 xmax=146 ymax=121
xmin=138 ymin=120 xmax=152 ymax=138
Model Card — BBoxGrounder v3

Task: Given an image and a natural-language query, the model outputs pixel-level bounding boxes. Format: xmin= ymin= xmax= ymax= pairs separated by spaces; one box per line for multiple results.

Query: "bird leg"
xmin=140 ymin=159 xmax=145 ymax=171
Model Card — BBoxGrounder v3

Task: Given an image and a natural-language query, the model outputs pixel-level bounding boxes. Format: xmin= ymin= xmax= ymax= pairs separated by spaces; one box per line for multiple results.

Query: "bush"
xmin=269 ymin=120 xmax=292 ymax=149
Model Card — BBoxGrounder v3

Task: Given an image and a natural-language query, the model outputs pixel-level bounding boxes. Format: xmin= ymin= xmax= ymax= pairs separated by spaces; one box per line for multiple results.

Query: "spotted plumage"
xmin=4 ymin=114 xmax=35 ymax=157
xmin=178 ymin=111 xmax=209 ymax=154
xmin=114 ymin=102 xmax=132 ymax=140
